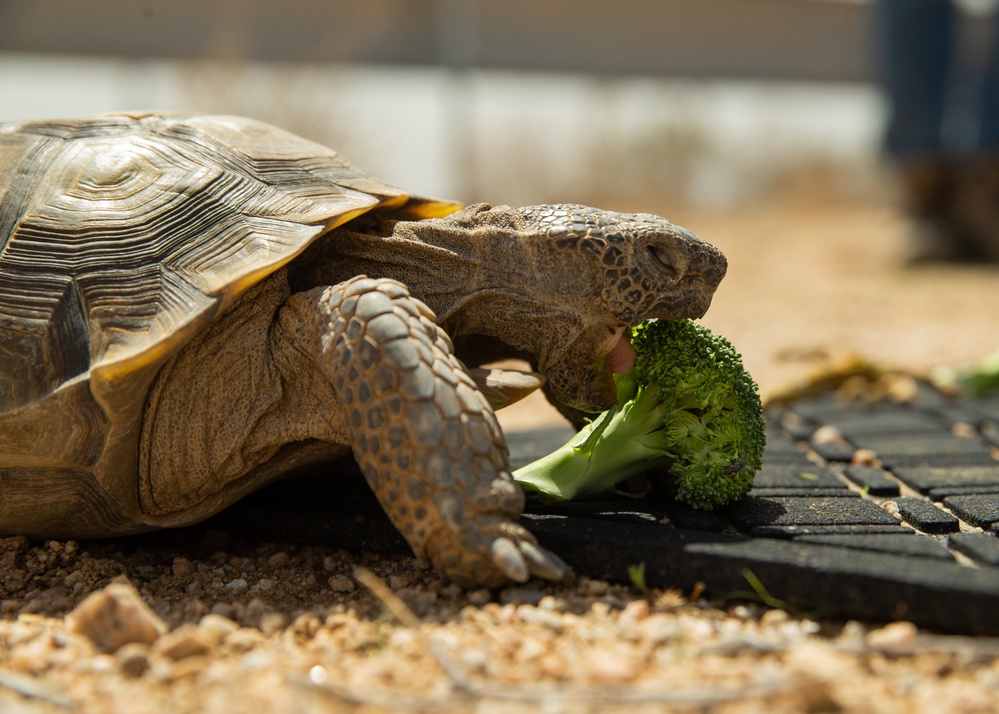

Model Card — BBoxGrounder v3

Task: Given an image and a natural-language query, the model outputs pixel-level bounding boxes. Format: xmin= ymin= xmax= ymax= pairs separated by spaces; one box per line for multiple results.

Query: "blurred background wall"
xmin=0 ymin=0 xmax=895 ymax=209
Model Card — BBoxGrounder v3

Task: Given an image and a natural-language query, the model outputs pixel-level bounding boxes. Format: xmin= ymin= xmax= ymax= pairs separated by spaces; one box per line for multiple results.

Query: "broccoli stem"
xmin=513 ymin=382 xmax=674 ymax=500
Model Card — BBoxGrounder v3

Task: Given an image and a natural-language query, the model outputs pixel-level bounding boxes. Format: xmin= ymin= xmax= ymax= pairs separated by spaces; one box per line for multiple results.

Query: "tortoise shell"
xmin=0 ymin=113 xmax=456 ymax=510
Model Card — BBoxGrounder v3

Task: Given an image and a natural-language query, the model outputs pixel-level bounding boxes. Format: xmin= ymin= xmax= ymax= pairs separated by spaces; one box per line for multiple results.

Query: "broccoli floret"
xmin=512 ymin=319 xmax=765 ymax=509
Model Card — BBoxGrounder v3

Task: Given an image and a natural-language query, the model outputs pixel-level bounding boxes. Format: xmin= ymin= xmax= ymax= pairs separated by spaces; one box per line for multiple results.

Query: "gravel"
xmin=3 ymin=532 xmax=999 ymax=713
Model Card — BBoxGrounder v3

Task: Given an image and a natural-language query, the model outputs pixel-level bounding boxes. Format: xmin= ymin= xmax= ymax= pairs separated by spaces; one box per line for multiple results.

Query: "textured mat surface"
xmin=209 ymin=385 xmax=999 ymax=635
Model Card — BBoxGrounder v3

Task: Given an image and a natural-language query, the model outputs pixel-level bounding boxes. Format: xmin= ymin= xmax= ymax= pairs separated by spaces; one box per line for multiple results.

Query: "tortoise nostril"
xmin=691 ymin=243 xmax=728 ymax=286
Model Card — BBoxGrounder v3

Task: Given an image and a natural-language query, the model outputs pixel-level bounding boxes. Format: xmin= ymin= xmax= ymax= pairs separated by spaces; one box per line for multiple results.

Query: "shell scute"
xmin=0 ymin=113 xmax=410 ymax=416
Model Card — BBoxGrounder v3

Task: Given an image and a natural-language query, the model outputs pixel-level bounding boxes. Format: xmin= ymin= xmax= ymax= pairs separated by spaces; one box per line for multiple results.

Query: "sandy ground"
xmin=5 ymin=195 xmax=999 ymax=713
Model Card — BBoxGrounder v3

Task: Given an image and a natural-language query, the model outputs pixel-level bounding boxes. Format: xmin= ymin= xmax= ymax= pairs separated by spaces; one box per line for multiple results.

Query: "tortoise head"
xmin=417 ymin=203 xmax=727 ymax=413
xmin=515 ymin=204 xmax=727 ymax=412
xmin=309 ymin=202 xmax=726 ymax=413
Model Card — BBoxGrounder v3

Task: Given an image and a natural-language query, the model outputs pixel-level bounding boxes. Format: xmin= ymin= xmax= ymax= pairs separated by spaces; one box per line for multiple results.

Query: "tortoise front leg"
xmin=276 ymin=276 xmax=571 ymax=587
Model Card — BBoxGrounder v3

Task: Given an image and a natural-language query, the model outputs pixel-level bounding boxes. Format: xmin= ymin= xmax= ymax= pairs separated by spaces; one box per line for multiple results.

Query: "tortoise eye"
xmin=649 ymin=245 xmax=679 ymax=280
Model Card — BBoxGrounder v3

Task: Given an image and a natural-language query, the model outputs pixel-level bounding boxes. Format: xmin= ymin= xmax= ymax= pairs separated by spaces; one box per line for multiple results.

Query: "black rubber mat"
xmin=209 ymin=383 xmax=999 ymax=635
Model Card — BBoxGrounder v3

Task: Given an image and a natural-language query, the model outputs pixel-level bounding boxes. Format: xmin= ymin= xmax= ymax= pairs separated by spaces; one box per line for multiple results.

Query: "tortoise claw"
xmin=489 ymin=537 xmax=531 ymax=582
xmin=518 ymin=539 xmax=573 ymax=582
xmin=485 ymin=532 xmax=572 ymax=584
xmin=468 ymin=368 xmax=545 ymax=410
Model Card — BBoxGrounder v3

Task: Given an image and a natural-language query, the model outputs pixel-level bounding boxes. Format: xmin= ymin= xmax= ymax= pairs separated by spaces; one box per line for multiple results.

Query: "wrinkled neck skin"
xmin=291 ymin=215 xmax=584 ymax=378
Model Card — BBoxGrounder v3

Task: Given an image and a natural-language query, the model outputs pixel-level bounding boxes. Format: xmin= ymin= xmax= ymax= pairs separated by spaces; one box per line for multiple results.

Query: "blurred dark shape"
xmin=876 ymin=0 xmax=999 ymax=262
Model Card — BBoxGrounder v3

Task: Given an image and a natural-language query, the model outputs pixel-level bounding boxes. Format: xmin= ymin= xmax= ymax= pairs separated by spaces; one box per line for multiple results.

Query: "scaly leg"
xmin=275 ymin=276 xmax=570 ymax=587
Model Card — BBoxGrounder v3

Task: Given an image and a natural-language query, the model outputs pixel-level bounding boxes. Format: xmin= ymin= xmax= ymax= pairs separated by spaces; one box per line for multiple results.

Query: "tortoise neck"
xmin=294 ymin=217 xmax=543 ymax=341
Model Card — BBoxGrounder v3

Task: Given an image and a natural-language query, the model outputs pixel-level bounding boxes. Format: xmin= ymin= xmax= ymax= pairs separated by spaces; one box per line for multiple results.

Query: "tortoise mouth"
xmin=596 ymin=326 xmax=635 ymax=375
xmin=538 ymin=325 xmax=638 ymax=413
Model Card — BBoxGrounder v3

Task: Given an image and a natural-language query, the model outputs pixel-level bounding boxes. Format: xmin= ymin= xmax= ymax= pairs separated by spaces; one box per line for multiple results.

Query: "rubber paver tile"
xmin=894 ymin=497 xmax=960 ymax=534
xmin=793 ymin=532 xmax=954 ymax=560
xmin=726 ymin=495 xmax=899 ymax=530
xmin=949 ymin=532 xmax=999 ymax=566
xmin=843 ymin=466 xmax=901 ymax=497
xmin=891 ymin=465 xmax=999 ymax=493
xmin=943 ymin=494 xmax=999 ymax=529
xmin=753 ymin=463 xmax=847 ymax=490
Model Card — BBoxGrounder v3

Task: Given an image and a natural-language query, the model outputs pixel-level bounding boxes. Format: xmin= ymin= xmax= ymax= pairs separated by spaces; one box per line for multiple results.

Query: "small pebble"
xmin=389 ymin=574 xmax=413 ymax=589
xmin=244 ymin=599 xmax=268 ymax=627
xmin=308 ymin=665 xmax=328 ymax=685
xmin=640 ymin=614 xmax=680 ymax=645
xmin=116 ymin=642 xmax=151 ymax=678
xmin=225 ymin=578 xmax=248 ymax=592
xmin=518 ymin=608 xmax=563 ymax=631
xmin=197 ymin=614 xmax=239 ymax=646
xmin=291 ymin=614 xmax=322 ymax=639
xmin=584 ymin=648 xmax=636 ymax=684
xmin=466 ymin=589 xmax=491 ymax=606
xmin=259 ymin=612 xmax=289 ymax=635
xmin=226 ymin=628 xmax=265 ymax=653
xmin=171 ymin=558 xmax=195 ymax=578
xmin=251 ymin=578 xmax=274 ymax=594
xmin=209 ymin=602 xmax=235 ymax=619
xmin=760 ymin=608 xmax=791 ymax=627
xmin=267 ymin=552 xmax=289 ymax=567
xmin=620 ymin=599 xmax=650 ymax=622
xmin=456 ymin=646 xmax=488 ymax=671
xmin=730 ymin=605 xmax=753 ymax=620
xmin=679 ymin=617 xmax=715 ymax=644
xmin=10 ymin=635 xmax=56 ymax=674
xmin=499 ymin=588 xmax=545 ymax=606
xmin=66 ymin=583 xmax=167 ymax=653
xmin=151 ymin=624 xmax=213 ymax=661
xmin=517 ymin=637 xmax=547 ymax=661
xmin=837 ymin=620 xmax=867 ymax=649
xmin=241 ymin=649 xmax=274 ymax=671
xmin=812 ymin=425 xmax=845 ymax=445
xmin=169 ymin=655 xmax=211 ymax=681
xmin=953 ymin=422 xmax=978 ymax=439
xmin=851 ymin=449 xmax=879 ymax=467
xmin=537 ymin=596 xmax=562 ymax=612
xmin=866 ymin=621 xmax=918 ymax=649
xmin=387 ymin=629 xmax=417 ymax=649
xmin=327 ymin=575 xmax=355 ymax=593
xmin=783 ymin=640 xmax=857 ymax=682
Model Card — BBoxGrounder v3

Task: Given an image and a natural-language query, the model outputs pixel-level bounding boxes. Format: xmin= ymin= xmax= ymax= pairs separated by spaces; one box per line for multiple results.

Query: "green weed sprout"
xmin=513 ymin=319 xmax=765 ymax=510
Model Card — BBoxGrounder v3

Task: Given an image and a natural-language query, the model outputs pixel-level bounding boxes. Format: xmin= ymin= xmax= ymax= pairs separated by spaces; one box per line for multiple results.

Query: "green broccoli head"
xmin=631 ymin=319 xmax=765 ymax=509
xmin=513 ymin=319 xmax=765 ymax=510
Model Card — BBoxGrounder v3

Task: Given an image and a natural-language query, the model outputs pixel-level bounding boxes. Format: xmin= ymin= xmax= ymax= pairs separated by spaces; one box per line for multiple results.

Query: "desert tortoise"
xmin=0 ymin=113 xmax=727 ymax=586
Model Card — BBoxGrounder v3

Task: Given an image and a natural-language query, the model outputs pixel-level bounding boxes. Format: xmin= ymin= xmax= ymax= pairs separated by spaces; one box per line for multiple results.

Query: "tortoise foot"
xmin=288 ymin=275 xmax=569 ymax=586
xmin=425 ymin=515 xmax=573 ymax=587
